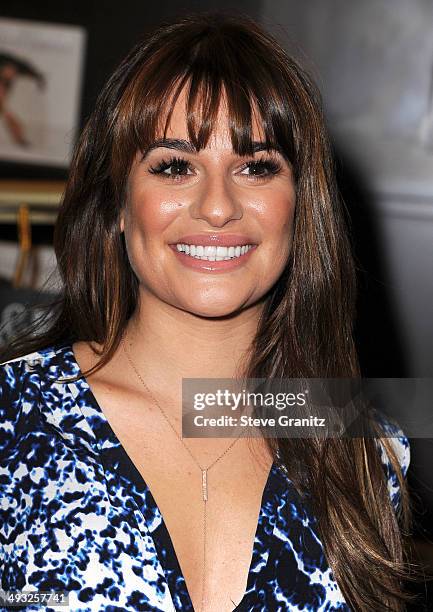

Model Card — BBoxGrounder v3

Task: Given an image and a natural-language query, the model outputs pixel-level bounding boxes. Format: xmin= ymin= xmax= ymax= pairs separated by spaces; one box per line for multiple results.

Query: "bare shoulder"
xmin=72 ymin=340 xmax=98 ymax=373
xmin=72 ymin=340 xmax=123 ymax=386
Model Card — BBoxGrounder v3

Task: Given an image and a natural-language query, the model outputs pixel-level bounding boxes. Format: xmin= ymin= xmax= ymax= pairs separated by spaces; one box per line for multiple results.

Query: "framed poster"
xmin=0 ymin=17 xmax=86 ymax=168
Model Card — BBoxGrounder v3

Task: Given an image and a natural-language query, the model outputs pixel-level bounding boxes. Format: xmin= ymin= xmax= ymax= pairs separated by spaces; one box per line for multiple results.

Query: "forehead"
xmin=160 ymin=83 xmax=266 ymax=149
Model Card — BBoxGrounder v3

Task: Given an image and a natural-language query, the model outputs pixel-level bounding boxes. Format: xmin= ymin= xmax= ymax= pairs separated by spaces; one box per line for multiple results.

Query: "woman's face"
xmin=121 ymin=88 xmax=296 ymax=318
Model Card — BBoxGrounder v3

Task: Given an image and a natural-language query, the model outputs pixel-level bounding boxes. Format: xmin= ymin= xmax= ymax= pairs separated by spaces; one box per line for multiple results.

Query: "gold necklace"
xmin=122 ymin=333 xmax=241 ymax=612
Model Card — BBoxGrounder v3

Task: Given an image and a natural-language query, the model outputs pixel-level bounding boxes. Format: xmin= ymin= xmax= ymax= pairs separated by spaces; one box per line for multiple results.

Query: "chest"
xmin=85 ymin=378 xmax=274 ymax=611
xmin=111 ymin=418 xmax=273 ymax=611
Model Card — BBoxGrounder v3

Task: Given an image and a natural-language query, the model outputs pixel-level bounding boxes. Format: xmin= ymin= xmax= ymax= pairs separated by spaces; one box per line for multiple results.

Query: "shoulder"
xmin=373 ymin=411 xmax=410 ymax=514
xmin=0 ymin=343 xmax=79 ymax=379
xmin=0 ymin=345 xmax=62 ymax=390
xmin=0 ymin=347 xmax=52 ymax=400
xmin=0 ymin=345 xmax=75 ymax=453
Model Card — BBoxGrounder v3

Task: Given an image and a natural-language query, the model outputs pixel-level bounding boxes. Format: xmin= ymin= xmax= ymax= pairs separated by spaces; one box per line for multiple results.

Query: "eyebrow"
xmin=141 ymin=138 xmax=285 ymax=160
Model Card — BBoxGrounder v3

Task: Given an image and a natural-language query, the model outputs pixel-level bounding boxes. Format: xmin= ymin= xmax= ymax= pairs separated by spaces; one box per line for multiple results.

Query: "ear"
xmin=120 ymin=213 xmax=125 ymax=233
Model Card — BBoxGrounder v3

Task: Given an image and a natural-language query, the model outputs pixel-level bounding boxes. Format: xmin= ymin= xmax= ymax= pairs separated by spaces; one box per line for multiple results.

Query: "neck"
xmin=124 ymin=290 xmax=262 ymax=387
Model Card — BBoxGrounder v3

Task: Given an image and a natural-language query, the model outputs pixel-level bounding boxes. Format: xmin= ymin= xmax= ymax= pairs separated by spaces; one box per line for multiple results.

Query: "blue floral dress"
xmin=0 ymin=345 xmax=410 ymax=611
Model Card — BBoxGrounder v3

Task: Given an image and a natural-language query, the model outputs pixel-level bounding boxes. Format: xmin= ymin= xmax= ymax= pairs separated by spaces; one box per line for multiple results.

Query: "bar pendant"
xmin=202 ymin=469 xmax=208 ymax=501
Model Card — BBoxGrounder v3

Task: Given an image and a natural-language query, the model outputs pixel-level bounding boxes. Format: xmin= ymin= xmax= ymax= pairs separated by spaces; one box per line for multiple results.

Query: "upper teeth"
xmin=175 ymin=244 xmax=254 ymax=260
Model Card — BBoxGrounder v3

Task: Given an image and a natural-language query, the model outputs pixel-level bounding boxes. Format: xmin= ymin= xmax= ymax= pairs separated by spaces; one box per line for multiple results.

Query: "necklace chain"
xmin=121 ymin=332 xmax=241 ymax=611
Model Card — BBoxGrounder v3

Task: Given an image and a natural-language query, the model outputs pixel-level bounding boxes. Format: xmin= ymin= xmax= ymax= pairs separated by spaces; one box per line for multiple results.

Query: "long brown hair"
xmin=1 ymin=11 xmax=417 ymax=610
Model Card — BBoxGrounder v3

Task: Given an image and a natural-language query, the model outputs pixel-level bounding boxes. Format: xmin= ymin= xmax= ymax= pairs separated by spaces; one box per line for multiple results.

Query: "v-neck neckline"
xmin=61 ymin=343 xmax=287 ymax=611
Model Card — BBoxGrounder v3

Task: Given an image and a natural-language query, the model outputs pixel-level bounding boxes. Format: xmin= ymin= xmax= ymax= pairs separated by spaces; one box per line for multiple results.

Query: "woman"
xmin=0 ymin=12 xmax=414 ymax=612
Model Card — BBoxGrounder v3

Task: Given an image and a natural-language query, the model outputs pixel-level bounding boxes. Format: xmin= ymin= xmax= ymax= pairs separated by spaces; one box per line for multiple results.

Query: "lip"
xmin=169 ymin=242 xmax=258 ymax=273
xmin=170 ymin=233 xmax=257 ymax=247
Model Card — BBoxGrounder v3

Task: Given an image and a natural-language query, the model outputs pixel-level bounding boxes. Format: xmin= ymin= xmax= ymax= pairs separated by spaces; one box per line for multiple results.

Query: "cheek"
xmin=122 ymin=197 xmax=167 ymax=278
xmin=122 ymin=186 xmax=190 ymax=294
xmin=273 ymin=197 xmax=296 ymax=240
xmin=124 ymin=183 xmax=183 ymax=248
xmin=252 ymin=190 xmax=296 ymax=248
xmin=255 ymin=193 xmax=296 ymax=283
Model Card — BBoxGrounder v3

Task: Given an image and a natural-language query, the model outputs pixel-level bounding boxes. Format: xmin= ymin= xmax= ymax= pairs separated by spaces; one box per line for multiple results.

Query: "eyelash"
xmin=148 ymin=155 xmax=282 ymax=181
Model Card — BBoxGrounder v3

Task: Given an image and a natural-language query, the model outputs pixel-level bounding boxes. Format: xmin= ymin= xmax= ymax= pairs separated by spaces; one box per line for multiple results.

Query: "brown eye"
xmin=149 ymin=156 xmax=194 ymax=178
xmin=239 ymin=158 xmax=282 ymax=180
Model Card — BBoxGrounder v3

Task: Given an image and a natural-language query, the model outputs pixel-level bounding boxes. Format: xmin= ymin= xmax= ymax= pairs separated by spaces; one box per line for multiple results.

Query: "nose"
xmin=189 ymin=174 xmax=243 ymax=227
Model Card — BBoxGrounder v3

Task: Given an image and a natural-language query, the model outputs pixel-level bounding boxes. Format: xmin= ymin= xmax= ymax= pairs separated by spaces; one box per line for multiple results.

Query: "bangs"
xmin=112 ymin=20 xmax=301 ymax=178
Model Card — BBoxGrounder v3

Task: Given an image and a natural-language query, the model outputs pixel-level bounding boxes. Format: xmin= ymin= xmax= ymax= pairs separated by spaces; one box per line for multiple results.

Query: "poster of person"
xmin=0 ymin=17 xmax=86 ymax=167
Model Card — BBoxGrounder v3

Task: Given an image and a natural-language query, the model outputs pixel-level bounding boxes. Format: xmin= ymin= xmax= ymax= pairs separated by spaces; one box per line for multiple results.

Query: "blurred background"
xmin=0 ymin=1 xmax=432 ymax=608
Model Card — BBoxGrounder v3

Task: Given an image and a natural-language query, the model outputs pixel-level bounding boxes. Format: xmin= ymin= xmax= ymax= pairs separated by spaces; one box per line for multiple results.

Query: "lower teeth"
xmin=189 ymin=255 xmax=238 ymax=261
xmin=175 ymin=246 xmax=253 ymax=260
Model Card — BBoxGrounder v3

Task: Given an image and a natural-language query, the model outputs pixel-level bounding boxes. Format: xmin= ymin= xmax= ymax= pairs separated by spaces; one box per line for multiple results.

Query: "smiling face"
xmin=120 ymin=86 xmax=296 ymax=318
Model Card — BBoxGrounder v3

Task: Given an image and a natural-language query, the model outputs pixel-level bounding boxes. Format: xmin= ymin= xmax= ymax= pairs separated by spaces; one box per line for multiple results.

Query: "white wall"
xmin=261 ymin=0 xmax=433 ymax=378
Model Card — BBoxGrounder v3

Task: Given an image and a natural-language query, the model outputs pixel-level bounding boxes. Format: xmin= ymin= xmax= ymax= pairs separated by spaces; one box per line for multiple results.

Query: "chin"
xmin=180 ymin=296 xmax=252 ymax=319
